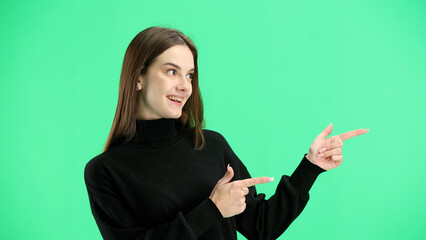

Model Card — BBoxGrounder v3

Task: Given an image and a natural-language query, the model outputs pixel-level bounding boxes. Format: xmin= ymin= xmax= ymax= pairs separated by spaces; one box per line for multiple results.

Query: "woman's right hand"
xmin=209 ymin=165 xmax=274 ymax=218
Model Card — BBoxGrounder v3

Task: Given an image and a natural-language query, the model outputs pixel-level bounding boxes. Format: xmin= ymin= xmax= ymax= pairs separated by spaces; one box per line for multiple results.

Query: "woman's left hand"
xmin=306 ymin=123 xmax=369 ymax=171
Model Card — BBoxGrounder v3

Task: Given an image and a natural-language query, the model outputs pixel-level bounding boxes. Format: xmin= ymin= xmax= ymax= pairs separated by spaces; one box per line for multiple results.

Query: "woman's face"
xmin=136 ymin=45 xmax=194 ymax=120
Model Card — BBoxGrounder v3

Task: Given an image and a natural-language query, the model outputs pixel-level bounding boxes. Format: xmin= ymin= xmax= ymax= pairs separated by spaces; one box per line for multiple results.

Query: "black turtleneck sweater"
xmin=84 ymin=119 xmax=325 ymax=240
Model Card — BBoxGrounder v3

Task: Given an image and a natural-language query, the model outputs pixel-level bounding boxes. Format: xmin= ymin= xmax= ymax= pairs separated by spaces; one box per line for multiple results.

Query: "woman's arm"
xmin=216 ymin=123 xmax=368 ymax=239
xmin=212 ymin=133 xmax=325 ymax=240
xmin=235 ymin=154 xmax=325 ymax=240
xmin=84 ymin=161 xmax=223 ymax=240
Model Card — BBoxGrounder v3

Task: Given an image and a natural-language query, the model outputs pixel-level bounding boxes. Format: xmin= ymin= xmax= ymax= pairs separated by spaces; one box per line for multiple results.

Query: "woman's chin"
xmin=166 ymin=111 xmax=182 ymax=119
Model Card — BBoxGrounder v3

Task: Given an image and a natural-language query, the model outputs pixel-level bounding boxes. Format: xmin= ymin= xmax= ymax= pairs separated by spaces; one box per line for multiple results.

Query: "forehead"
xmin=154 ymin=45 xmax=194 ymax=70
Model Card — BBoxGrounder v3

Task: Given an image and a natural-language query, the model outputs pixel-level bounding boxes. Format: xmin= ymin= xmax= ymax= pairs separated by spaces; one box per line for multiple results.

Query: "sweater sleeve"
xmin=84 ymin=158 xmax=223 ymax=240
xmin=217 ymin=134 xmax=325 ymax=240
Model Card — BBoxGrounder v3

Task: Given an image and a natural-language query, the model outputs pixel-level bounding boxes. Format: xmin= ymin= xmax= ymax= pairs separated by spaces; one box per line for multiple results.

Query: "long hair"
xmin=103 ymin=27 xmax=205 ymax=152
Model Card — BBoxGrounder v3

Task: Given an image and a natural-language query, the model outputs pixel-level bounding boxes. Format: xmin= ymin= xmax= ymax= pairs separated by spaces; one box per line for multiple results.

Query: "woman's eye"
xmin=187 ymin=73 xmax=194 ymax=81
xmin=166 ymin=69 xmax=176 ymax=75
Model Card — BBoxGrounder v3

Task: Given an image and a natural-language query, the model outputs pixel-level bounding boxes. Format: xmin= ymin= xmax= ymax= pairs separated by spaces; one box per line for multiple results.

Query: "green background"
xmin=1 ymin=0 xmax=425 ymax=239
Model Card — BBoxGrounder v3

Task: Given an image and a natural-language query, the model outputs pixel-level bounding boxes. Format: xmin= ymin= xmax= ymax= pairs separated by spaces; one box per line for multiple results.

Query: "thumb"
xmin=217 ymin=164 xmax=234 ymax=185
xmin=318 ymin=123 xmax=333 ymax=138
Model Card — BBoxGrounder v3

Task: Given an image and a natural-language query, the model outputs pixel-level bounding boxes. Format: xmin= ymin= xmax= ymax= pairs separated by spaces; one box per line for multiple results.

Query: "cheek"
xmin=188 ymin=84 xmax=193 ymax=96
xmin=158 ymin=76 xmax=174 ymax=93
xmin=149 ymin=77 xmax=168 ymax=96
xmin=144 ymin=86 xmax=163 ymax=106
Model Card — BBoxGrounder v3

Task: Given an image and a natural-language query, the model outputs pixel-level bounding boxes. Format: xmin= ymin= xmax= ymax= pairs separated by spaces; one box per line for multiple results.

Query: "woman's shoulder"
xmin=84 ymin=151 xmax=109 ymax=174
xmin=201 ymin=129 xmax=234 ymax=150
xmin=84 ymin=146 xmax=125 ymax=178
xmin=202 ymin=128 xmax=221 ymax=136
xmin=202 ymin=129 xmax=227 ymax=142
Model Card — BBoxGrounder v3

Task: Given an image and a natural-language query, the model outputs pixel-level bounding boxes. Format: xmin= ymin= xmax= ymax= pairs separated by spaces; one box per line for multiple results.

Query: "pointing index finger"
xmin=235 ymin=177 xmax=274 ymax=188
xmin=338 ymin=128 xmax=369 ymax=141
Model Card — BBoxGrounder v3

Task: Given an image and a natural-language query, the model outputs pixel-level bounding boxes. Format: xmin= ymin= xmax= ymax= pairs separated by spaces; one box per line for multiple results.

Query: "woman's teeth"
xmin=167 ymin=96 xmax=182 ymax=102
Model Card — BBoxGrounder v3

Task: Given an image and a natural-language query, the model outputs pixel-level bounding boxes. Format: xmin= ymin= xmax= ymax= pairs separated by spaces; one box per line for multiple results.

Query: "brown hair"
xmin=103 ymin=26 xmax=205 ymax=152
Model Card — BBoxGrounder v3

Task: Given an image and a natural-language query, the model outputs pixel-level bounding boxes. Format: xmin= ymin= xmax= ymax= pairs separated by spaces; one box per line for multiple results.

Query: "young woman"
xmin=84 ymin=26 xmax=368 ymax=240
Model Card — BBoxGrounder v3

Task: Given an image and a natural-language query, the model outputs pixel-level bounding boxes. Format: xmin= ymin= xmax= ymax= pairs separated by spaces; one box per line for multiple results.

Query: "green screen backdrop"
xmin=1 ymin=0 xmax=425 ymax=239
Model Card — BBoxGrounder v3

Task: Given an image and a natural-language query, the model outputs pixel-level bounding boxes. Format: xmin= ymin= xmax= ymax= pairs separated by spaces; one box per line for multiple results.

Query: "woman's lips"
xmin=167 ymin=95 xmax=183 ymax=102
xmin=167 ymin=95 xmax=184 ymax=106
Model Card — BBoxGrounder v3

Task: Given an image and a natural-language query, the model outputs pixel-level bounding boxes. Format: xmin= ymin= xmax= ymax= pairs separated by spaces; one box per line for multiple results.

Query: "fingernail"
xmin=318 ymin=153 xmax=325 ymax=158
xmin=227 ymin=164 xmax=230 ymax=169
xmin=320 ymin=147 xmax=327 ymax=153
xmin=269 ymin=177 xmax=274 ymax=181
xmin=367 ymin=129 xmax=370 ymax=133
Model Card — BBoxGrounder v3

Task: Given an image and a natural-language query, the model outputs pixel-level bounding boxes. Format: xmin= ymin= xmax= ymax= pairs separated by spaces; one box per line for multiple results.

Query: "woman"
xmin=84 ymin=26 xmax=368 ymax=240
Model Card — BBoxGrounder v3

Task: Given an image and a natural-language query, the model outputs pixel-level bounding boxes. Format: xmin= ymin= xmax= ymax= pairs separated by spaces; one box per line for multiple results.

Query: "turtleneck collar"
xmin=129 ymin=118 xmax=183 ymax=146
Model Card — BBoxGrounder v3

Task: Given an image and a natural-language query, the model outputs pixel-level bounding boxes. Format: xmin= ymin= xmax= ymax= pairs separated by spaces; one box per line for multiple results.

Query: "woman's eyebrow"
xmin=163 ymin=62 xmax=195 ymax=72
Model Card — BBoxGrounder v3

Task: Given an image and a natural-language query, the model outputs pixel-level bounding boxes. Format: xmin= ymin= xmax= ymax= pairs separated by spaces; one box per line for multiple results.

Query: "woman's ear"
xmin=137 ymin=75 xmax=143 ymax=90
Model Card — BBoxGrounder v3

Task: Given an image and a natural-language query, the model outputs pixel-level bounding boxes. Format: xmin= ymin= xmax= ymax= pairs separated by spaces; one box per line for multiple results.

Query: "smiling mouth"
xmin=167 ymin=95 xmax=183 ymax=103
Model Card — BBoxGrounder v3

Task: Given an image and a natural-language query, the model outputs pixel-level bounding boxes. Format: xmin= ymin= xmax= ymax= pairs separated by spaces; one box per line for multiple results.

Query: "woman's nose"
xmin=177 ymin=75 xmax=191 ymax=92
